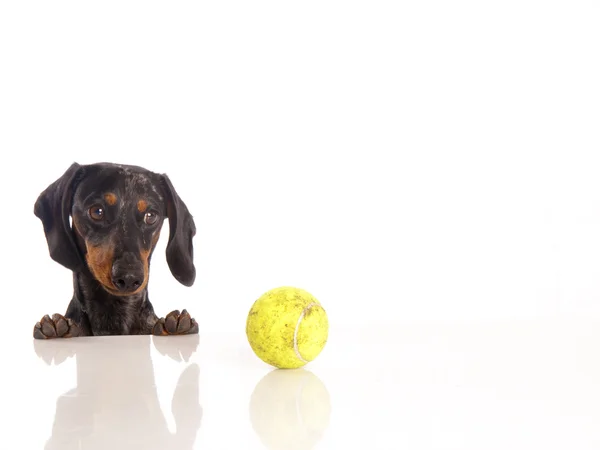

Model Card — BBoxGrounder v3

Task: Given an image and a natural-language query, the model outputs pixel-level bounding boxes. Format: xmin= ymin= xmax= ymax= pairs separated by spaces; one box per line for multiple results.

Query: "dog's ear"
xmin=34 ymin=162 xmax=86 ymax=272
xmin=160 ymin=174 xmax=196 ymax=287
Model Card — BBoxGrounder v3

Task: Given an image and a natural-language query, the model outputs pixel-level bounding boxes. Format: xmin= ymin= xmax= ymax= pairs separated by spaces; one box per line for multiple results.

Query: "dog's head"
xmin=34 ymin=162 xmax=196 ymax=295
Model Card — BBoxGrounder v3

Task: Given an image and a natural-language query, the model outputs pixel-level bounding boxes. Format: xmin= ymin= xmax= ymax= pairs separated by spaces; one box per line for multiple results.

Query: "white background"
xmin=1 ymin=1 xmax=600 ymax=337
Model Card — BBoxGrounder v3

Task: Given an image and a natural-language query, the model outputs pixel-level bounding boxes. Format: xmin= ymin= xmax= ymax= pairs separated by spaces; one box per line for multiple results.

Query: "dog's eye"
xmin=89 ymin=205 xmax=105 ymax=221
xmin=144 ymin=211 xmax=159 ymax=225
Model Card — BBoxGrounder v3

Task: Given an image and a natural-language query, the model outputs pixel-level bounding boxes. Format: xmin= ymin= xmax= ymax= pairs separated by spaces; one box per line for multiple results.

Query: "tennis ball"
xmin=246 ymin=286 xmax=329 ymax=369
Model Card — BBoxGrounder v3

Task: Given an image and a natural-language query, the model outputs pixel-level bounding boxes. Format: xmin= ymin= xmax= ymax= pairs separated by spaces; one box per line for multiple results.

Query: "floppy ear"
xmin=34 ymin=162 xmax=86 ymax=272
xmin=160 ymin=174 xmax=196 ymax=287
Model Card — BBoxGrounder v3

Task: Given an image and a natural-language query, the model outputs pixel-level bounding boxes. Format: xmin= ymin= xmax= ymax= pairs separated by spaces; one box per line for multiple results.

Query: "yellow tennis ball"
xmin=246 ymin=286 xmax=329 ymax=369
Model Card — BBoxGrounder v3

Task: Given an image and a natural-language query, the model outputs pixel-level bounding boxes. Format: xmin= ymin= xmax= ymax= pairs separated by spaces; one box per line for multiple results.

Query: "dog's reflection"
xmin=34 ymin=335 xmax=202 ymax=450
xmin=249 ymin=369 xmax=331 ymax=450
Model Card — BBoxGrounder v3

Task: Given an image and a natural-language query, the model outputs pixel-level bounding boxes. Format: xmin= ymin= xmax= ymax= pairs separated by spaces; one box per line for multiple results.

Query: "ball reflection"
xmin=249 ymin=369 xmax=331 ymax=450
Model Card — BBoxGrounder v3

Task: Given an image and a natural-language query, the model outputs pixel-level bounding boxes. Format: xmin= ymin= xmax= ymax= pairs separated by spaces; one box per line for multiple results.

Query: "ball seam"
xmin=293 ymin=302 xmax=317 ymax=364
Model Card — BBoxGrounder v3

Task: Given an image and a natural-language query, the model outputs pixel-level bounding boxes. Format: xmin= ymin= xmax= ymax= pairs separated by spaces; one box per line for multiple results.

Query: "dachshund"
xmin=32 ymin=162 xmax=199 ymax=339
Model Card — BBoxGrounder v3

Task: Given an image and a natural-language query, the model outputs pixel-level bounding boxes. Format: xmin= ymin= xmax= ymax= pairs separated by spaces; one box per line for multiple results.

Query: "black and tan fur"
xmin=32 ymin=162 xmax=198 ymax=339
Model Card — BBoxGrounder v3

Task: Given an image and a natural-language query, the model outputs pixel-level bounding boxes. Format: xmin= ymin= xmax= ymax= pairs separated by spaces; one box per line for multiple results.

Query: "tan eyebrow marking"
xmin=104 ymin=193 xmax=118 ymax=206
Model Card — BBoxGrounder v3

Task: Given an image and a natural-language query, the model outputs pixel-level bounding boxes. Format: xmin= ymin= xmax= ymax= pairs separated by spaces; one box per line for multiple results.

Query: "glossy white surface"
xmin=5 ymin=318 xmax=600 ymax=449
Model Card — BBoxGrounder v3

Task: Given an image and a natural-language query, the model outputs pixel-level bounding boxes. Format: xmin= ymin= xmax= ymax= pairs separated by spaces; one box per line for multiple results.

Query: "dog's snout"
xmin=112 ymin=272 xmax=142 ymax=292
xmin=111 ymin=252 xmax=144 ymax=293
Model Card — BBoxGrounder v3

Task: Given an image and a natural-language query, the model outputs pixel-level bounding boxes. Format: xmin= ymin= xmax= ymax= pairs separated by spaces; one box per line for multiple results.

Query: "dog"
xmin=32 ymin=162 xmax=199 ymax=339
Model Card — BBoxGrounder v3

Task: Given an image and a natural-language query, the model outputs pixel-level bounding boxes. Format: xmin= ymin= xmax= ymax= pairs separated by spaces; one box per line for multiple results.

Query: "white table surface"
xmin=4 ymin=318 xmax=600 ymax=449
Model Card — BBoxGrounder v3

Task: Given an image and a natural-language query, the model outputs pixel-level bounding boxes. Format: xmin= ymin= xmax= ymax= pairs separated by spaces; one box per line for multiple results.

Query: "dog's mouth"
xmin=83 ymin=243 xmax=150 ymax=297
xmin=86 ymin=264 xmax=147 ymax=297
xmin=100 ymin=279 xmax=147 ymax=297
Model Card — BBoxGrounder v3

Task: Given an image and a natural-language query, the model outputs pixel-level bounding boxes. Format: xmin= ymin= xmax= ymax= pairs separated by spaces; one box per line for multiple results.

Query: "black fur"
xmin=33 ymin=162 xmax=199 ymax=338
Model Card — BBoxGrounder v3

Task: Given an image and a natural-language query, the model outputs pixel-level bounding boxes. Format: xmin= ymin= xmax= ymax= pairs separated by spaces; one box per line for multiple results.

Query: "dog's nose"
xmin=111 ymin=255 xmax=144 ymax=293
xmin=112 ymin=272 xmax=143 ymax=292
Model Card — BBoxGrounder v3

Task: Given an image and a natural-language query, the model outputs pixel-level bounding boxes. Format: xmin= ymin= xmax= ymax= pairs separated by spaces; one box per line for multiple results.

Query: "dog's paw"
xmin=33 ymin=314 xmax=81 ymax=340
xmin=153 ymin=309 xmax=199 ymax=336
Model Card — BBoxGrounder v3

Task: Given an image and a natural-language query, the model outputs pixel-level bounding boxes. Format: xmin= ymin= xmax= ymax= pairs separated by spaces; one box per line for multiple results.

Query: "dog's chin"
xmin=100 ymin=282 xmax=146 ymax=297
